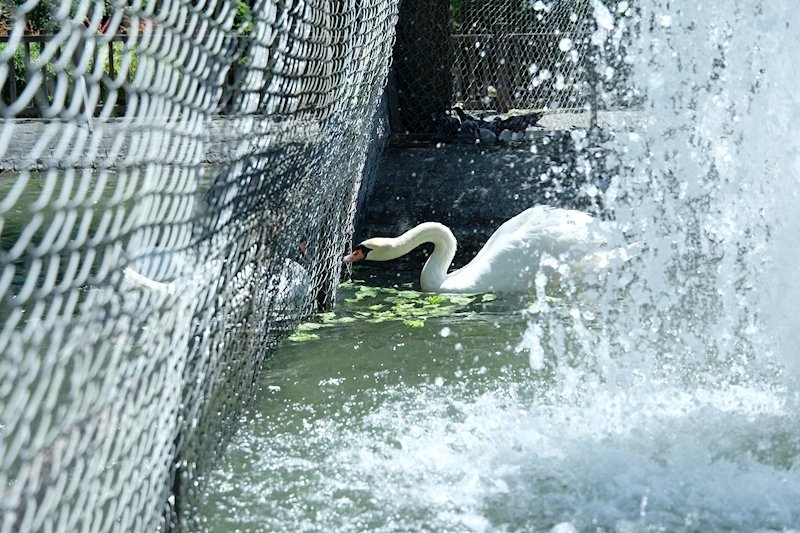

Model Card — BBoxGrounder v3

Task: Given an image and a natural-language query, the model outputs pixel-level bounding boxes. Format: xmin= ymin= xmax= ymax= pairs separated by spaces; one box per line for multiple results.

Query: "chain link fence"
xmin=451 ymin=0 xmax=590 ymax=113
xmin=388 ymin=0 xmax=615 ymax=136
xmin=0 ymin=0 xmax=396 ymax=530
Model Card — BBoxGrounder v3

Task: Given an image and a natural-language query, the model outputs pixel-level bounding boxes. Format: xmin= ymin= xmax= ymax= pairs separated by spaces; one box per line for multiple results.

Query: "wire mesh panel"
xmin=451 ymin=0 xmax=590 ymax=112
xmin=0 ymin=0 xmax=397 ymax=530
xmin=390 ymin=0 xmax=453 ymax=135
xmin=389 ymin=0 xmax=593 ymax=135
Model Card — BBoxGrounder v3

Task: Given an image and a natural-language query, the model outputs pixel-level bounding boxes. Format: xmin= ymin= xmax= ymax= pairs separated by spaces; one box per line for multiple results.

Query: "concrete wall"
xmin=0 ymin=116 xmax=321 ymax=171
xmin=1 ymin=111 xmax=641 ymax=274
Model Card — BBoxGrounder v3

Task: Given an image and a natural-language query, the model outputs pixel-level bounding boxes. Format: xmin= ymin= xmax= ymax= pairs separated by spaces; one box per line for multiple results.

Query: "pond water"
xmin=0 ymin=165 xmax=220 ymax=327
xmin=195 ymin=276 xmax=799 ymax=532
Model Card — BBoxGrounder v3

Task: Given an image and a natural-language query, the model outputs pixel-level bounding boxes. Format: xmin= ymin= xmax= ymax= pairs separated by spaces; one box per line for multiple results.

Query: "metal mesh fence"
xmin=451 ymin=0 xmax=591 ymax=112
xmin=389 ymin=0 xmax=595 ymax=136
xmin=0 ymin=0 xmax=397 ymax=530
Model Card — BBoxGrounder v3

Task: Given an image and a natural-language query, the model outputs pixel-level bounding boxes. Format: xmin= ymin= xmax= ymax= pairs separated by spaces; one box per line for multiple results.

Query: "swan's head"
xmin=343 ymin=238 xmax=400 ymax=263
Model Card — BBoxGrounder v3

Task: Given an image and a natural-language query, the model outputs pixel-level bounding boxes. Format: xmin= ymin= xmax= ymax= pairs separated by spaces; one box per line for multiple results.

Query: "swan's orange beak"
xmin=343 ymin=249 xmax=365 ymax=263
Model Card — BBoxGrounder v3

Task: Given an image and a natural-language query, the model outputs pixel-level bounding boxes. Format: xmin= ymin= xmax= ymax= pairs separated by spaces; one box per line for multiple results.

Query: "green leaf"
xmin=378 ymin=287 xmax=400 ymax=294
xmin=481 ymin=293 xmax=497 ymax=302
xmin=368 ymin=316 xmax=402 ymax=323
xmin=425 ymin=306 xmax=457 ymax=317
xmin=397 ymin=290 xmax=422 ymax=299
xmin=331 ymin=284 xmax=474 ymax=326
xmin=288 ymin=331 xmax=320 ymax=342
xmin=355 ymin=286 xmax=380 ymax=300
xmin=296 ymin=322 xmax=329 ymax=331
xmin=403 ymin=319 xmax=425 ymax=328
xmin=444 ymin=295 xmax=475 ymax=306
xmin=318 ymin=312 xmax=337 ymax=322
xmin=338 ymin=279 xmax=365 ymax=290
xmin=328 ymin=316 xmax=357 ymax=324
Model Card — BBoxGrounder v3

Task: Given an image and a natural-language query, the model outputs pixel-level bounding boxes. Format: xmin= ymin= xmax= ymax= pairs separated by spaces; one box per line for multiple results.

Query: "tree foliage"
xmin=1 ymin=0 xmax=115 ymax=34
xmin=2 ymin=0 xmax=61 ymax=33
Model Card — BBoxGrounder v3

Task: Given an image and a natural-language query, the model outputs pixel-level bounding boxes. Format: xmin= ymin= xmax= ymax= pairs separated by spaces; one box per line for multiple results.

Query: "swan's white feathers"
xmin=123 ymin=246 xmax=312 ymax=313
xmin=123 ymin=266 xmax=177 ymax=293
xmin=440 ymin=207 xmax=607 ymax=292
xmin=470 ymin=206 xmax=602 ymax=265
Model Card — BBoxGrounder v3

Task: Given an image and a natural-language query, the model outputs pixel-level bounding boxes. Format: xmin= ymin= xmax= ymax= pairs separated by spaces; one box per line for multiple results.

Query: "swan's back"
xmin=477 ymin=206 xmax=599 ymax=259
xmin=441 ymin=206 xmax=606 ymax=293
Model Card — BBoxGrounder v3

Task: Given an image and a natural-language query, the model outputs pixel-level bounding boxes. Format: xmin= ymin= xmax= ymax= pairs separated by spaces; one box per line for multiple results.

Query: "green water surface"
xmin=196 ymin=278 xmax=800 ymax=533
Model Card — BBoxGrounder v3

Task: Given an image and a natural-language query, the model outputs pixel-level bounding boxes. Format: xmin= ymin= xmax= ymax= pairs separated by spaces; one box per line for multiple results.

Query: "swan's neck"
xmin=387 ymin=223 xmax=456 ymax=291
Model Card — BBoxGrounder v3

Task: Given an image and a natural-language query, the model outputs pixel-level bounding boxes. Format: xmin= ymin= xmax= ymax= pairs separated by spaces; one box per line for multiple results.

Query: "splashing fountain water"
xmin=523 ymin=1 xmax=797 ymax=391
xmin=511 ymin=0 xmax=800 ymax=529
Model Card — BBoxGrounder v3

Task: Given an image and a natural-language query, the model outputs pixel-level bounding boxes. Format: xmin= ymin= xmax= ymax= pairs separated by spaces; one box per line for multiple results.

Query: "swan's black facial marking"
xmin=357 ymin=244 xmax=372 ymax=258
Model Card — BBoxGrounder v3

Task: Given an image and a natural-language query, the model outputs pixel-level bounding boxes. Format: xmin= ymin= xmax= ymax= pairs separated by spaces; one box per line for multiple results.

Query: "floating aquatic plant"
xmin=288 ymin=282 xmax=500 ymax=341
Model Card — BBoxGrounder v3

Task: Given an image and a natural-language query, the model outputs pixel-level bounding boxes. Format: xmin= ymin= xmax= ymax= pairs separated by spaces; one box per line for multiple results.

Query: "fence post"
xmin=7 ymin=52 xmax=18 ymax=102
xmin=74 ymin=34 xmax=93 ymax=130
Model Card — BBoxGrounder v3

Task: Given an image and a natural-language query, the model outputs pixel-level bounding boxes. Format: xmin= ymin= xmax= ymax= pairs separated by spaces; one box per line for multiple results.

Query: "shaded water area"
xmin=0 ymin=166 xmax=220 ymax=327
xmin=196 ymin=274 xmax=800 ymax=532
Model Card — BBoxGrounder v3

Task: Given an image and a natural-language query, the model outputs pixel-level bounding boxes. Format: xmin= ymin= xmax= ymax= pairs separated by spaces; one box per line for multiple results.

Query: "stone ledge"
xmin=0 ymin=116 xmax=323 ymax=172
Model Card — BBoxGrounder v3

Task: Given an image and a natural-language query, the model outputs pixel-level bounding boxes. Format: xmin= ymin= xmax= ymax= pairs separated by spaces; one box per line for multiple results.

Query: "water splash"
xmin=512 ymin=1 xmax=800 ymax=528
xmin=519 ymin=0 xmax=800 ymax=391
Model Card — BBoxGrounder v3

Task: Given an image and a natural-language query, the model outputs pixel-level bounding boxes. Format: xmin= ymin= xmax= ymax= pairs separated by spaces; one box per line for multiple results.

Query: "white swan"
xmin=262 ymin=258 xmax=313 ymax=313
xmin=344 ymin=206 xmax=631 ymax=293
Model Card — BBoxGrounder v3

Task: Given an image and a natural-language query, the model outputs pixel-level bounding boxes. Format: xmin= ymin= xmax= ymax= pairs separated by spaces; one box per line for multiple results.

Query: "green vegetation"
xmin=2 ymin=0 xmax=61 ymax=34
xmin=288 ymin=280 xmax=502 ymax=342
xmin=1 ymin=0 xmax=137 ymax=109
xmin=450 ymin=0 xmax=555 ymax=33
xmin=231 ymin=0 xmax=254 ymax=76
xmin=1 ymin=0 xmax=115 ymax=34
xmin=234 ymin=1 xmax=254 ymax=37
xmin=0 ymin=0 xmax=252 ymax=111
xmin=0 ymin=39 xmax=139 ymax=112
